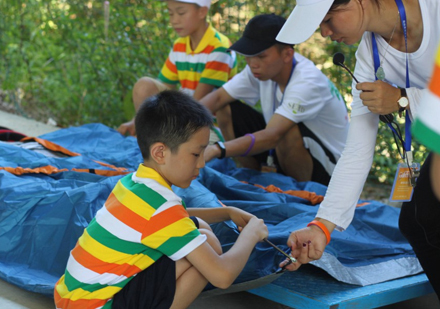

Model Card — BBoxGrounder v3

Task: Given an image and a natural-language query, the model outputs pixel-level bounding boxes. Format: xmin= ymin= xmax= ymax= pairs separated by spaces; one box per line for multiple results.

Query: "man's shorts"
xmin=230 ymin=101 xmax=332 ymax=186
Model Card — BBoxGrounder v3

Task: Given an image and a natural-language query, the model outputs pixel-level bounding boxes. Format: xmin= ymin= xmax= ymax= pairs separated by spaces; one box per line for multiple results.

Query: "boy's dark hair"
xmin=135 ymin=90 xmax=213 ymax=160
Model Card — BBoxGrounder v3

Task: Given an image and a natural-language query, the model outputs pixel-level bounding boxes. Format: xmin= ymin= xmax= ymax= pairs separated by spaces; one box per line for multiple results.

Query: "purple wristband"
xmin=241 ymin=133 xmax=256 ymax=157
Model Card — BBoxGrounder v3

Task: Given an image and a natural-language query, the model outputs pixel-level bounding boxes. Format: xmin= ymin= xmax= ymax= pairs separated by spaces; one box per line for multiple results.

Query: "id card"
xmin=389 ymin=163 xmax=420 ymax=202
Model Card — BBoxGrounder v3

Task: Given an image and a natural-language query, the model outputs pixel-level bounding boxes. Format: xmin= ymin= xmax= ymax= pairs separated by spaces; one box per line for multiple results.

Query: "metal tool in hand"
xmin=263 ymin=238 xmax=297 ymax=264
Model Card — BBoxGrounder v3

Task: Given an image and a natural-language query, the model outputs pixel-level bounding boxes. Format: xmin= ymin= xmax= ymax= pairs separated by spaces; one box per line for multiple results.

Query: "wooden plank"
xmin=248 ymin=265 xmax=434 ymax=309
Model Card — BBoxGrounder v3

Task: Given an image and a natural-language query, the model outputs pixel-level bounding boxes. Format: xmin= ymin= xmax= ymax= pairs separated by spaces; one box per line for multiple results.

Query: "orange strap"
xmin=4 ymin=137 xmax=130 ymax=176
xmin=243 ymin=182 xmax=324 ymax=205
xmin=307 ymin=220 xmax=331 ymax=245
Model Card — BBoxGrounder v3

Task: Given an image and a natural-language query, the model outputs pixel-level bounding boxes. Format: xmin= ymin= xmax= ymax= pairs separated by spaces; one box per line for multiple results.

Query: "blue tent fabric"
xmin=0 ymin=124 xmax=422 ymax=297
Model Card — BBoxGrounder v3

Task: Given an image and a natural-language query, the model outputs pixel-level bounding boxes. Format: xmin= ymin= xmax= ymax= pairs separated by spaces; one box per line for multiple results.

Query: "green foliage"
xmin=0 ymin=0 xmax=429 ymax=184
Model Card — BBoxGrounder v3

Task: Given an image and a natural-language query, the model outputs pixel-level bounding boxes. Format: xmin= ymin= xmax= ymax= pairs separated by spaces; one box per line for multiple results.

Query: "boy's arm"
xmin=193 ymin=83 xmax=215 ymax=101
xmin=186 ymin=216 xmax=268 ymax=289
xmin=187 ymin=206 xmax=254 ymax=229
xmin=204 ymin=114 xmax=296 ymax=161
xmin=199 ymin=87 xmax=234 ymax=114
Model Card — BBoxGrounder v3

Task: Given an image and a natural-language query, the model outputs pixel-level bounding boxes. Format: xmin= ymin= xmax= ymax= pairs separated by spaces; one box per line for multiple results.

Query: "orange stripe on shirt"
xmin=105 ymin=193 xmax=148 ymax=232
xmin=165 ymin=58 xmax=177 ymax=74
xmin=180 ymin=79 xmax=198 ymax=90
xmin=142 ymin=205 xmax=189 ymax=238
xmin=54 ymin=287 xmax=108 ymax=309
xmin=202 ymin=45 xmax=215 ymax=54
xmin=173 ymin=42 xmax=186 ymax=53
xmin=205 ymin=61 xmax=230 ymax=73
xmin=72 ymin=244 xmax=143 ymax=277
xmin=429 ymin=64 xmax=440 ymax=98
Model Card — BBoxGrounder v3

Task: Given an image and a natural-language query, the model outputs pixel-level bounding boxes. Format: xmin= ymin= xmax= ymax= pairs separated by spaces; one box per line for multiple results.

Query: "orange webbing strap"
xmin=2 ymin=137 xmax=130 ymax=176
xmin=0 ymin=166 xmax=69 ymax=175
xmin=21 ymin=137 xmax=80 ymax=157
xmin=243 ymin=182 xmax=324 ymax=205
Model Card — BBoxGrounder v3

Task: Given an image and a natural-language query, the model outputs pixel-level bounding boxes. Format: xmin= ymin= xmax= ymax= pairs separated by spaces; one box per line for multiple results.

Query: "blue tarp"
xmin=0 ymin=124 xmax=422 ymax=297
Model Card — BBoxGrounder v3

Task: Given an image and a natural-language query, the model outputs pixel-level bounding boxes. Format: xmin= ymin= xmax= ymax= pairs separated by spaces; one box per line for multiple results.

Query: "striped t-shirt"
xmin=54 ymin=164 xmax=206 ymax=309
xmin=412 ymin=43 xmax=440 ymax=154
xmin=158 ymin=24 xmax=237 ymax=96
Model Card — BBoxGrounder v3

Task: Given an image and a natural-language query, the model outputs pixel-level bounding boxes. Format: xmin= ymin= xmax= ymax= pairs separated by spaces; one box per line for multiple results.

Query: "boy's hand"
xmin=242 ymin=217 xmax=268 ymax=242
xmin=227 ymin=207 xmax=255 ymax=231
xmin=117 ymin=119 xmax=136 ymax=136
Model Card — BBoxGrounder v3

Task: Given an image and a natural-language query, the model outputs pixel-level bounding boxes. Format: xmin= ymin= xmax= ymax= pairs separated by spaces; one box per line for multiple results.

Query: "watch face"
xmin=217 ymin=141 xmax=225 ymax=149
xmin=398 ymin=97 xmax=409 ymax=108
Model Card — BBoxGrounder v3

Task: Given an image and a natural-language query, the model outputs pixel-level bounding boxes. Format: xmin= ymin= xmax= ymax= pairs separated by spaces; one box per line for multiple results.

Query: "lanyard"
xmin=371 ymin=0 xmax=412 ymax=155
xmin=269 ymin=57 xmax=297 ymax=159
xmin=272 ymin=57 xmax=297 ymax=113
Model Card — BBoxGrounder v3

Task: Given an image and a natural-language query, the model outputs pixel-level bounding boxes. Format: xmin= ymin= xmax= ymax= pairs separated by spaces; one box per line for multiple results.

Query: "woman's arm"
xmin=283 ymin=112 xmax=379 ymax=270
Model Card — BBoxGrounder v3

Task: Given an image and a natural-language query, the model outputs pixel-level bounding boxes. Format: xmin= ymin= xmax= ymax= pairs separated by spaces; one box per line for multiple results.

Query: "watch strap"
xmin=214 ymin=141 xmax=226 ymax=159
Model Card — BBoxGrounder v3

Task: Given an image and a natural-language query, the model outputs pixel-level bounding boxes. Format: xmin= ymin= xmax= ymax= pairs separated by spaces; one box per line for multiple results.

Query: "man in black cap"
xmin=200 ymin=14 xmax=349 ymax=185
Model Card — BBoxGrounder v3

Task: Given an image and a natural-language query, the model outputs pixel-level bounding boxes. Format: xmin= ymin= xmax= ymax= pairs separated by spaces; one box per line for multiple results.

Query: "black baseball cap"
xmin=229 ymin=14 xmax=286 ymax=56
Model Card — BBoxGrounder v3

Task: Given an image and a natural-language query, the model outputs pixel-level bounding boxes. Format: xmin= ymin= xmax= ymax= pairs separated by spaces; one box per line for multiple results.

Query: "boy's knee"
xmin=132 ymin=77 xmax=164 ymax=108
xmin=196 ymin=217 xmax=212 ymax=231
xmin=191 ymin=217 xmax=222 ymax=254
xmin=199 ymin=228 xmax=222 ymax=255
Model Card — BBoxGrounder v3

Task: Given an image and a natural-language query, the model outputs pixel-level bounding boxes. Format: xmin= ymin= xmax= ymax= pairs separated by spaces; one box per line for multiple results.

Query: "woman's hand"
xmin=279 ymin=225 xmax=329 ymax=271
xmin=357 ymin=80 xmax=401 ymax=114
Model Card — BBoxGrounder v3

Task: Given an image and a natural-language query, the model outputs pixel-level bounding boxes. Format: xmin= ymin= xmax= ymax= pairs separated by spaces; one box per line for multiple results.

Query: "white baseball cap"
xmin=276 ymin=0 xmax=333 ymax=44
xmin=174 ymin=0 xmax=211 ymax=9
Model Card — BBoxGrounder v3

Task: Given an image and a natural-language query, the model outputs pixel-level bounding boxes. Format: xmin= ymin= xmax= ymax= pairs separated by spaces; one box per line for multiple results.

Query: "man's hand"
xmin=204 ymin=144 xmax=221 ymax=162
xmin=357 ymin=80 xmax=401 ymax=114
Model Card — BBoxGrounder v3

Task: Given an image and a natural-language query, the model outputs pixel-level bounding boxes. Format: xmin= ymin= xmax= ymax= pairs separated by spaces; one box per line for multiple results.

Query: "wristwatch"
xmin=214 ymin=141 xmax=226 ymax=159
xmin=397 ymin=88 xmax=409 ymax=116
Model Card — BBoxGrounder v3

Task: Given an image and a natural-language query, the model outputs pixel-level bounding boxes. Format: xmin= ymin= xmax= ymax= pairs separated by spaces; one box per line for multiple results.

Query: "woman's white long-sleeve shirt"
xmin=316 ymin=0 xmax=440 ymax=230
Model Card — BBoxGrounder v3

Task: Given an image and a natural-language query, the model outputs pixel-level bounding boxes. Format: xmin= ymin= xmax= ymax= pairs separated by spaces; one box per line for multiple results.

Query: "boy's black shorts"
xmin=112 ymin=255 xmax=176 ymax=309
xmin=112 ymin=217 xmax=200 ymax=309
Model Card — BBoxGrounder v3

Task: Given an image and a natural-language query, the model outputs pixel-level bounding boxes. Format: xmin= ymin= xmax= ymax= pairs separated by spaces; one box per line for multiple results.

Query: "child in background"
xmin=55 ymin=90 xmax=268 ymax=309
xmin=118 ymin=0 xmax=237 ymax=136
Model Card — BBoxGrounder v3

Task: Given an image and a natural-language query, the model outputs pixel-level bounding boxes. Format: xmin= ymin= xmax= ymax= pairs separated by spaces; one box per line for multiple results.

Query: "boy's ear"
xmin=150 ymin=142 xmax=168 ymax=164
xmin=283 ymin=47 xmax=295 ymax=63
xmin=197 ymin=6 xmax=208 ymax=19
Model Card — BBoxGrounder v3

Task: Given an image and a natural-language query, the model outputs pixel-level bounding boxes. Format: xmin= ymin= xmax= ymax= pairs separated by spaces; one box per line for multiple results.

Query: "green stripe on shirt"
xmin=412 ymin=118 xmax=440 ymax=154
xmin=120 ymin=175 xmax=167 ymax=209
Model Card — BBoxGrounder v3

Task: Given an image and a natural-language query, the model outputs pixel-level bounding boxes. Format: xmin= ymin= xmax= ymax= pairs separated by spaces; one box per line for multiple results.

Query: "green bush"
xmin=0 ymin=0 xmax=428 ymax=184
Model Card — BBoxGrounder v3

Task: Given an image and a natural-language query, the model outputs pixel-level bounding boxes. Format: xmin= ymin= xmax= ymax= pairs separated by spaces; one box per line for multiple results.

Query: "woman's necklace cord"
xmin=376 ymin=10 xmax=400 ymax=81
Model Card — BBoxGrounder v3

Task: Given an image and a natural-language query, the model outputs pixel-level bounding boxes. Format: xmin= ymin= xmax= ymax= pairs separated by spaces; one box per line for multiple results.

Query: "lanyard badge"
xmin=372 ymin=0 xmax=420 ymax=201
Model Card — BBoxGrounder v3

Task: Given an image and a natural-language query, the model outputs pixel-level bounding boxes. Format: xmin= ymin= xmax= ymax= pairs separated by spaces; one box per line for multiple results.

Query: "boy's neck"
xmin=274 ymin=59 xmax=294 ymax=93
xmin=189 ymin=21 xmax=209 ymax=51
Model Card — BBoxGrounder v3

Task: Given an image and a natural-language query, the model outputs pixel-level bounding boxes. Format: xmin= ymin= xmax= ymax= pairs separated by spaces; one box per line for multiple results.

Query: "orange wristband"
xmin=307 ymin=220 xmax=331 ymax=245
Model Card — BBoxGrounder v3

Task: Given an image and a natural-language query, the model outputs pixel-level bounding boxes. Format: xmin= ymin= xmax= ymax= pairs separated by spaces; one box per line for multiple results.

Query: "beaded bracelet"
xmin=241 ymin=133 xmax=256 ymax=157
xmin=307 ymin=220 xmax=331 ymax=245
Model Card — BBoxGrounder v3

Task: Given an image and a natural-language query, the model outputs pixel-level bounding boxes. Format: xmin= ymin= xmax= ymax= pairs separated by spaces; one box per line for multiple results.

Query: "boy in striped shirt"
xmin=412 ymin=43 xmax=440 ymax=200
xmin=118 ymin=0 xmax=237 ymax=136
xmin=55 ymin=90 xmax=268 ymax=309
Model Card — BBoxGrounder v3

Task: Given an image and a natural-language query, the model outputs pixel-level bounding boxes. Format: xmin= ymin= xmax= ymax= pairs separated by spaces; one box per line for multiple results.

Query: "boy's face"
xmin=167 ymin=1 xmax=205 ymax=38
xmin=161 ymin=127 xmax=210 ymax=188
xmin=244 ymin=45 xmax=287 ymax=82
